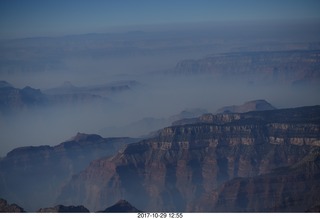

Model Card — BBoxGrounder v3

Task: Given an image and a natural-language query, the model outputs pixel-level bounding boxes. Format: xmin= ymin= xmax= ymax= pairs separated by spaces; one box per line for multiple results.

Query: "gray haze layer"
xmin=1 ymin=21 xmax=320 ymax=156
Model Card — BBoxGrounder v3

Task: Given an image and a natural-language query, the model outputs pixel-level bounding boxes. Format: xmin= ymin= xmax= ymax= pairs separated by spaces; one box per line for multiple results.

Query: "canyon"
xmin=57 ymin=105 xmax=320 ymax=212
xmin=174 ymin=50 xmax=320 ymax=85
xmin=0 ymin=105 xmax=319 ymax=212
xmin=0 ymin=133 xmax=138 ymax=211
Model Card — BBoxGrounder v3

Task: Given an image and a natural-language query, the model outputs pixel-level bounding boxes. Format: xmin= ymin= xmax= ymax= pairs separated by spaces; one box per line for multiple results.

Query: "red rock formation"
xmin=58 ymin=106 xmax=320 ymax=212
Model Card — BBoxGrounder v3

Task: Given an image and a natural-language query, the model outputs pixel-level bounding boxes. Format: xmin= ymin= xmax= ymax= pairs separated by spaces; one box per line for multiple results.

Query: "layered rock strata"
xmin=58 ymin=106 xmax=320 ymax=212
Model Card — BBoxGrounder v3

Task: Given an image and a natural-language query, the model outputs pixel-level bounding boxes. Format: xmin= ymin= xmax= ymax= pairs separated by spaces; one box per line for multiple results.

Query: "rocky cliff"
xmin=195 ymin=149 xmax=320 ymax=212
xmin=44 ymin=80 xmax=139 ymax=97
xmin=0 ymin=198 xmax=25 ymax=213
xmin=0 ymin=133 xmax=138 ymax=211
xmin=99 ymin=108 xmax=208 ymax=138
xmin=98 ymin=200 xmax=142 ymax=213
xmin=57 ymin=106 xmax=320 ymax=212
xmin=0 ymin=81 xmax=48 ymax=113
xmin=173 ymin=50 xmax=320 ymax=84
xmin=216 ymin=99 xmax=276 ymax=114
xmin=0 ymin=198 xmax=139 ymax=213
xmin=0 ymin=80 xmax=140 ymax=114
xmin=37 ymin=205 xmax=89 ymax=213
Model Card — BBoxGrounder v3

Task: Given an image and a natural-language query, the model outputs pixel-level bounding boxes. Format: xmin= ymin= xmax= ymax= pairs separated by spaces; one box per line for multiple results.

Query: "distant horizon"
xmin=1 ymin=18 xmax=320 ymax=41
xmin=1 ymin=0 xmax=320 ymax=39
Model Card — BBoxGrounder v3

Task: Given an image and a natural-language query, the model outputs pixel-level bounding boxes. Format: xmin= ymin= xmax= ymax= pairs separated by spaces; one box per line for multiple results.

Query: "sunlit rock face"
xmin=58 ymin=105 xmax=320 ymax=212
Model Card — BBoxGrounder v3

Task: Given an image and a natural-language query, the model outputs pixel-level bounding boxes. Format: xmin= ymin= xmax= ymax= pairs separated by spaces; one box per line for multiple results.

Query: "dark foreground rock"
xmin=98 ymin=200 xmax=142 ymax=213
xmin=37 ymin=205 xmax=89 ymax=213
xmin=0 ymin=133 xmax=139 ymax=211
xmin=0 ymin=199 xmax=25 ymax=213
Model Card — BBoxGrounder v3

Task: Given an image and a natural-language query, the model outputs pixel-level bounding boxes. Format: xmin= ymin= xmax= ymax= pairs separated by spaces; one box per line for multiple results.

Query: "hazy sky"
xmin=1 ymin=0 xmax=320 ymax=39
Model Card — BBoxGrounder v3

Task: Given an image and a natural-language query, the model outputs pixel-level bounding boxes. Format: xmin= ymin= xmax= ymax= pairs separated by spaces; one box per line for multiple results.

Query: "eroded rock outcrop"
xmin=216 ymin=99 xmax=276 ymax=114
xmin=98 ymin=200 xmax=141 ymax=213
xmin=0 ymin=133 xmax=139 ymax=211
xmin=198 ymin=151 xmax=320 ymax=212
xmin=0 ymin=198 xmax=25 ymax=213
xmin=58 ymin=106 xmax=320 ymax=212
xmin=37 ymin=204 xmax=89 ymax=213
xmin=0 ymin=81 xmax=48 ymax=113
xmin=173 ymin=50 xmax=320 ymax=85
xmin=0 ymin=80 xmax=140 ymax=114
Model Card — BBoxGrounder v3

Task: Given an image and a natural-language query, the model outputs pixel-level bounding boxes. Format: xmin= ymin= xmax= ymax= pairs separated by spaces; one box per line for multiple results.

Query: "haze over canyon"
xmin=1 ymin=0 xmax=320 ymax=212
